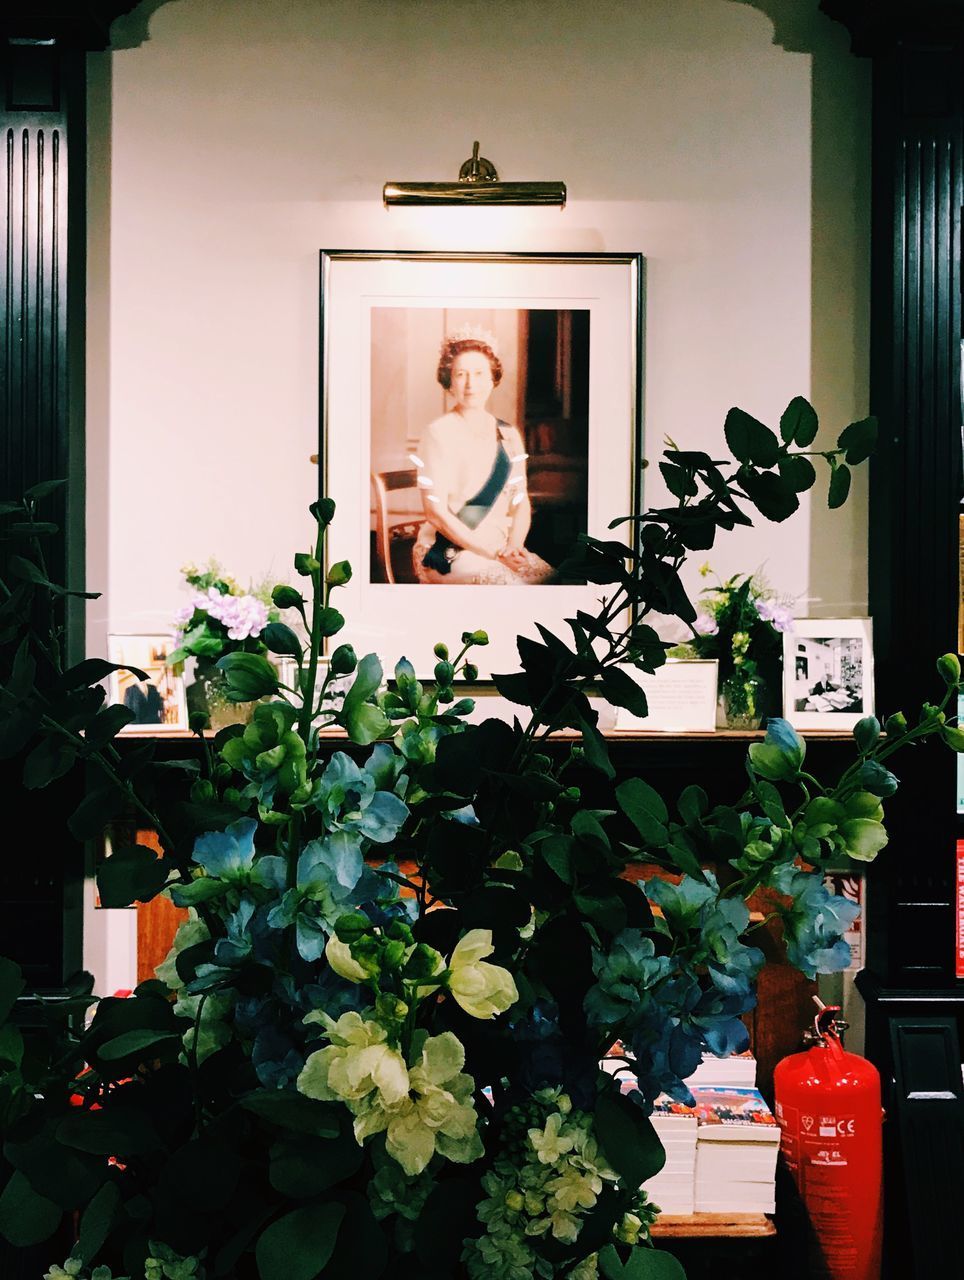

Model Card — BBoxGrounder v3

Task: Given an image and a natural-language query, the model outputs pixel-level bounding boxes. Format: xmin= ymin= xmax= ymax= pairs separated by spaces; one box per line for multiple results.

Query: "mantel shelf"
xmin=650 ymin=1212 xmax=776 ymax=1239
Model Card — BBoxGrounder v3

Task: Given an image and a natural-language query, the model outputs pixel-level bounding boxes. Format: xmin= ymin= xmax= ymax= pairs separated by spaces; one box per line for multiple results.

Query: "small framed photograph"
xmin=107 ymin=635 xmax=188 ymax=732
xmin=783 ymin=619 xmax=873 ymax=730
xmin=319 ymin=250 xmax=644 ymax=677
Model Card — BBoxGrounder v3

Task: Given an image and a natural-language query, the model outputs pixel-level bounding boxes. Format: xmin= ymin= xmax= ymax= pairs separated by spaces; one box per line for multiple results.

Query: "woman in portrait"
xmin=413 ymin=328 xmax=555 ymax=585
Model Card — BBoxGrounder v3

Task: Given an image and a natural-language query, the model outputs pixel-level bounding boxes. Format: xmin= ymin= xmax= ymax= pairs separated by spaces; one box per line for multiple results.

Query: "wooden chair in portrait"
xmin=371 ymin=468 xmax=422 ymax=585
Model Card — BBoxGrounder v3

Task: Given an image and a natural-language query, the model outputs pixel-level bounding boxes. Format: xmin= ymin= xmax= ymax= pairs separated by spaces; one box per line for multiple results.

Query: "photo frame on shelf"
xmin=319 ymin=250 xmax=644 ymax=678
xmin=107 ymin=634 xmax=188 ymax=733
xmin=783 ymin=618 xmax=874 ymax=730
xmin=614 ymin=659 xmax=719 ymax=733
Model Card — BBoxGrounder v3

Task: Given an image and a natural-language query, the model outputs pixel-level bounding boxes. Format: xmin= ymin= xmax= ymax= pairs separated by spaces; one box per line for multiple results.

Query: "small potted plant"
xmin=686 ymin=567 xmax=794 ymax=728
xmin=168 ymin=560 xmax=280 ymax=728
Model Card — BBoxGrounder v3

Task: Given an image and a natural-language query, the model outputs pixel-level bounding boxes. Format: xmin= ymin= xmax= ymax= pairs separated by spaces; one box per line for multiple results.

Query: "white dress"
xmin=412 ymin=414 xmax=554 ymax=586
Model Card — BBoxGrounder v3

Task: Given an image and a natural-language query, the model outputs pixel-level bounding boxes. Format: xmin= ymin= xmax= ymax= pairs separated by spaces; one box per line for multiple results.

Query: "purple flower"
xmin=694 ymin=615 xmax=718 ymax=636
xmin=205 ymin=589 xmax=269 ymax=640
xmin=756 ymin=599 xmax=794 ymax=633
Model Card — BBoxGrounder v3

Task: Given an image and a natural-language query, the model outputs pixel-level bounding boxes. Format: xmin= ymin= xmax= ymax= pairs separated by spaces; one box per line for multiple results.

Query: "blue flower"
xmin=265 ymin=831 xmax=367 ymax=963
xmin=313 ymin=751 xmax=410 ymax=843
xmin=770 ymin=865 xmax=859 ymax=976
xmin=193 ymin=817 xmax=259 ymax=878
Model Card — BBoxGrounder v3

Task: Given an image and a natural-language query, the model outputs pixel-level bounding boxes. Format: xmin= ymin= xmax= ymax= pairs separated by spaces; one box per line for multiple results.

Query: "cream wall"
xmin=86 ymin=0 xmax=870 ymax=654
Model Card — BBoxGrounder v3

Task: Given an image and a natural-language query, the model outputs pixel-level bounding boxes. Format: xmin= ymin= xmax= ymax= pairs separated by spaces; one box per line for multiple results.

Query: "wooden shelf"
xmin=651 ymin=1213 xmax=775 ymax=1239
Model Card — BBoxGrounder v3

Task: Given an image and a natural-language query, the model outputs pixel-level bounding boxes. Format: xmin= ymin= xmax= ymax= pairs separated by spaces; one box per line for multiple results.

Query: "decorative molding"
xmin=1 ymin=2 xmax=140 ymax=51
xmin=820 ymin=0 xmax=964 ymax=56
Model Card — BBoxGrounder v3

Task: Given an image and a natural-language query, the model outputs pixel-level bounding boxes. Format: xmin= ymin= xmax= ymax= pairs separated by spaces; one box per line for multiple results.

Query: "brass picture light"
xmin=383 ymin=141 xmax=566 ymax=208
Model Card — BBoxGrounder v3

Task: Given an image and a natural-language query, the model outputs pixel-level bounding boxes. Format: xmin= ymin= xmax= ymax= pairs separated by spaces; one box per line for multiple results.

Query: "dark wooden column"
xmin=0 ymin=5 xmax=137 ymax=996
xmin=822 ymin=6 xmax=964 ymax=1276
xmin=822 ymin=0 xmax=964 ymax=987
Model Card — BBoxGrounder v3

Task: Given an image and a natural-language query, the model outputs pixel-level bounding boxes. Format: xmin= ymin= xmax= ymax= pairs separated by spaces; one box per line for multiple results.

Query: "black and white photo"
xmin=783 ymin=619 xmax=874 ymax=730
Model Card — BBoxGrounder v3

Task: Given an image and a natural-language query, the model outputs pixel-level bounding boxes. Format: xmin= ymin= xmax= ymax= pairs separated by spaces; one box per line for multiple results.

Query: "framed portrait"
xmin=107 ymin=635 xmax=188 ymax=733
xmin=783 ymin=619 xmax=874 ymax=730
xmin=319 ymin=250 xmax=644 ymax=677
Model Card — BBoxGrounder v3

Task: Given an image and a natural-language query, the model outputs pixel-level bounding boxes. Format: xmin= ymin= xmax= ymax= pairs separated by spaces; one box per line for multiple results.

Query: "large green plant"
xmin=1 ymin=400 xmax=960 ymax=1280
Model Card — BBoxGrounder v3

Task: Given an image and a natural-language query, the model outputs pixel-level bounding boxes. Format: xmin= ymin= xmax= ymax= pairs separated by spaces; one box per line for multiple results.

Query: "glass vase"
xmin=192 ymin=662 xmax=256 ymax=731
xmin=717 ymin=673 xmax=768 ymax=730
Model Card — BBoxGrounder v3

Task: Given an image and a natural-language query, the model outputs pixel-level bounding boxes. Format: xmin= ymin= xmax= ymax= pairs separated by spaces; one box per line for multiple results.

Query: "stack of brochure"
xmin=645 ymin=1096 xmax=699 ymax=1214
xmin=684 ymin=1049 xmax=757 ymax=1089
xmin=690 ymin=1086 xmax=781 ymax=1214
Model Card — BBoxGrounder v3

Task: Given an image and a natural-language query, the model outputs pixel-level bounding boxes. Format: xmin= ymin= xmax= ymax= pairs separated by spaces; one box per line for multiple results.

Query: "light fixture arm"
xmin=457 ymin=141 xmax=499 ymax=184
xmin=383 ymin=141 xmax=566 ymax=208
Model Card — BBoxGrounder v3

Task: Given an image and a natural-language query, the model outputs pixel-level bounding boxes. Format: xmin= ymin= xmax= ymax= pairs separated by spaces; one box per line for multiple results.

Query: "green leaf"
xmin=345 ymin=702 xmax=390 ymax=745
xmin=837 ymin=415 xmax=877 ymax=465
xmin=601 ymin=667 xmax=648 ymax=718
xmin=240 ymin=1090 xmax=340 ymax=1137
xmin=0 ymin=1170 xmax=61 ymax=1248
xmin=599 ymin=1243 xmax=688 ymax=1280
xmin=7 ymin=554 xmax=48 ymax=585
xmin=724 ymin=407 xmax=781 ymax=466
xmin=269 ymin=1130 xmax=364 ymax=1199
xmin=778 ymin=454 xmax=817 ymax=493
xmin=678 ymin=784 xmax=708 ymax=825
xmin=616 ymin=777 xmax=668 ymax=845
xmin=9 ymin=521 xmax=59 ymax=535
xmin=595 ymin=1089 xmax=666 ymax=1186
xmin=839 ymin=818 xmax=888 ymax=862
xmin=572 ymin=888 xmax=626 ymax=934
xmin=577 ymin=714 xmax=615 ymax=778
xmin=22 ymin=735 xmax=76 ymax=789
xmin=666 ymin=838 xmax=706 ymax=882
xmin=256 ymin=1201 xmax=345 ymax=1280
xmin=414 ymin=1179 xmax=479 ymax=1271
xmin=779 ymin=396 xmax=818 ymax=446
xmin=97 ymin=1029 xmax=180 ymax=1061
xmin=0 ymin=956 xmax=25 ymax=1024
xmin=97 ymin=844 xmax=169 ymax=908
xmin=659 ymin=461 xmax=698 ymax=500
xmin=318 ymin=1191 xmax=388 ymax=1280
xmin=828 ymin=463 xmax=851 ymax=509
xmin=84 ymin=703 xmax=136 ymax=750
xmin=739 ymin=467 xmax=800 ymax=521
xmin=24 ymin=478 xmax=67 ymax=501
xmin=56 ymin=1108 xmax=162 ymax=1156
xmin=540 ymin=835 xmax=574 ymax=884
xmin=264 ymin=622 xmax=303 ymax=658
xmin=0 ymin=1023 xmax=24 ymax=1068
xmin=75 ymin=1180 xmax=120 ymax=1265
xmin=68 ymin=783 xmax=125 ymax=840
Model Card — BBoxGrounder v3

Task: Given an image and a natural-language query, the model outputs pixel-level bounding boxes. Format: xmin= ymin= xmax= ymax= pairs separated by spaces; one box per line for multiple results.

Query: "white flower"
xmin=447 ymin=929 xmax=518 ymax=1020
xmin=528 ymin=1112 xmax=574 ymax=1165
xmin=325 ymin=936 xmax=368 ymax=983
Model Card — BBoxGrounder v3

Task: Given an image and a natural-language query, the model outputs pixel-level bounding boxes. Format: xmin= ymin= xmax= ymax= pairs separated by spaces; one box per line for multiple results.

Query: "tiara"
xmin=443 ymin=324 xmax=500 ymax=357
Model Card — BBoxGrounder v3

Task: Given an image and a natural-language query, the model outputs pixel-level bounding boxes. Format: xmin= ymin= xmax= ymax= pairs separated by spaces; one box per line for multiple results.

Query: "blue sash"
xmin=422 ymin=425 xmax=512 ymax=576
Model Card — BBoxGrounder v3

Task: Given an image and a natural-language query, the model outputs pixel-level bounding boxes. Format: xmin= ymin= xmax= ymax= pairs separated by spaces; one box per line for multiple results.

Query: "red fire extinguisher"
xmin=774 ymin=1001 xmax=883 ymax=1280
